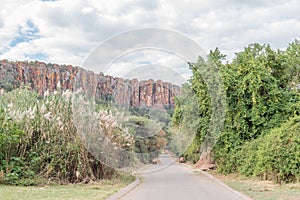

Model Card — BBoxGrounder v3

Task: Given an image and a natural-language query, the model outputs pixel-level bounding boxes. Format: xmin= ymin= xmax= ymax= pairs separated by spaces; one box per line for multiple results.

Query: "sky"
xmin=0 ymin=0 xmax=299 ymax=84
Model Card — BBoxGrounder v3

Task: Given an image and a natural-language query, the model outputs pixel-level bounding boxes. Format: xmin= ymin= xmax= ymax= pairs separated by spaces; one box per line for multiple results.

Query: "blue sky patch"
xmin=25 ymin=52 xmax=48 ymax=61
xmin=10 ymin=20 xmax=40 ymax=47
xmin=138 ymin=61 xmax=151 ymax=65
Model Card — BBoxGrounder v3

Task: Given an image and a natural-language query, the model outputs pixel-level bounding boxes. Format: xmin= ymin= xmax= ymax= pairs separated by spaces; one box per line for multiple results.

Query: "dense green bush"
xmin=212 ymin=43 xmax=298 ymax=174
xmin=0 ymin=108 xmax=28 ymax=185
xmin=237 ymin=116 xmax=300 ymax=183
xmin=1 ymin=87 xmax=169 ymax=185
xmin=171 ymin=83 xmax=205 ymax=160
xmin=125 ymin=115 xmax=167 ymax=163
xmin=0 ymin=88 xmax=119 ymax=185
xmin=172 ymin=40 xmax=300 ymax=183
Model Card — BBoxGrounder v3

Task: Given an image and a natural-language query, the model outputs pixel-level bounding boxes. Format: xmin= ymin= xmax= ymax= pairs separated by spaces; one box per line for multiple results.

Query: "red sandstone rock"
xmin=0 ymin=60 xmax=180 ymax=107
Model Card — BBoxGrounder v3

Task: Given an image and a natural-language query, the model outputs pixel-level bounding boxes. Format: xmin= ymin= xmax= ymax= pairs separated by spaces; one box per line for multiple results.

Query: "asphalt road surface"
xmin=121 ymin=154 xmax=248 ymax=200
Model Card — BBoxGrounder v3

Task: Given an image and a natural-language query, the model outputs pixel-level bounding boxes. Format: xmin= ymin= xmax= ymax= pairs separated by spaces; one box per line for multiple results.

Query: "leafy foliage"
xmin=171 ymin=83 xmax=204 ymax=162
xmin=0 ymin=86 xmax=170 ymax=185
xmin=0 ymin=88 xmax=119 ymax=185
xmin=126 ymin=111 xmax=168 ymax=163
xmin=173 ymin=40 xmax=300 ymax=182
xmin=213 ymin=43 xmax=300 ymax=175
xmin=171 ymin=49 xmax=225 ymax=163
xmin=238 ymin=116 xmax=300 ymax=183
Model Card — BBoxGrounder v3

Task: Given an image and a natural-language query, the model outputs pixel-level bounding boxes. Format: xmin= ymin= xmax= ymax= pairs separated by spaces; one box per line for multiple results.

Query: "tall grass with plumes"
xmin=0 ymin=87 xmax=133 ymax=185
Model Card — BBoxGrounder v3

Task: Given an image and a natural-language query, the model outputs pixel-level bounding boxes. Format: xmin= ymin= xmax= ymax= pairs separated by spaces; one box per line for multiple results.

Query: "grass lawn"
xmin=208 ymin=170 xmax=300 ymax=200
xmin=0 ymin=178 xmax=133 ymax=200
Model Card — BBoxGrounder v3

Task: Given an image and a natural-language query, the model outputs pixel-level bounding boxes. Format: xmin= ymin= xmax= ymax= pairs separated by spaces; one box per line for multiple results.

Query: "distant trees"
xmin=127 ymin=107 xmax=170 ymax=164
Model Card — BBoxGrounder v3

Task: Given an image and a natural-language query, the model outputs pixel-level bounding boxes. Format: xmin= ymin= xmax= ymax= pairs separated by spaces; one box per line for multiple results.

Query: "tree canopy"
xmin=172 ymin=40 xmax=300 ymax=183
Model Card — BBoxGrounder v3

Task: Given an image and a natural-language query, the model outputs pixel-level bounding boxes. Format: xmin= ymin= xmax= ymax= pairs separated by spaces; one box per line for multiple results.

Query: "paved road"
xmin=121 ymin=154 xmax=248 ymax=200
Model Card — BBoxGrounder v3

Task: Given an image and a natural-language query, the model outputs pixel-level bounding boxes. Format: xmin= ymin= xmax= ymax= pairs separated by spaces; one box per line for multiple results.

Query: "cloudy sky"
xmin=0 ymin=0 xmax=299 ymax=84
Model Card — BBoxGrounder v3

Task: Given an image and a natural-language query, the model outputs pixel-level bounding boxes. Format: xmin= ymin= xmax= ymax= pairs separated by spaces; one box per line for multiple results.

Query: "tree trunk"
xmin=195 ymin=148 xmax=216 ymax=171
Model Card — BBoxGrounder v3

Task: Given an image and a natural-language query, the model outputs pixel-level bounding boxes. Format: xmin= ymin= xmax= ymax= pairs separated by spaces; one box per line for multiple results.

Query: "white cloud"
xmin=106 ymin=49 xmax=190 ymax=85
xmin=0 ymin=0 xmax=299 ymax=83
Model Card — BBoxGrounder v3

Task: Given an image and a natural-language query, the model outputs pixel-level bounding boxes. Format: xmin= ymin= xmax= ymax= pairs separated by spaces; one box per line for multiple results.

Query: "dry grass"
xmin=209 ymin=170 xmax=300 ymax=200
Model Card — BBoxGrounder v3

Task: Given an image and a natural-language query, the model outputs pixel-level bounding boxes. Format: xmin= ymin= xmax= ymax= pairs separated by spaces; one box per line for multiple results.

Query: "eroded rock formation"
xmin=0 ymin=60 xmax=180 ymax=108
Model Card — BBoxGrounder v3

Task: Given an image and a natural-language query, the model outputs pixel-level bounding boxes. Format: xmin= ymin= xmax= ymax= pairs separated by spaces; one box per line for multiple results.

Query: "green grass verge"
xmin=0 ymin=174 xmax=135 ymax=200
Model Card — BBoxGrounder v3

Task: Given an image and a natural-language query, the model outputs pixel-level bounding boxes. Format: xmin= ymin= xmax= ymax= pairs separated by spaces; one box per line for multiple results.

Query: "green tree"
xmin=173 ymin=42 xmax=300 ymax=180
xmin=284 ymin=40 xmax=300 ymax=91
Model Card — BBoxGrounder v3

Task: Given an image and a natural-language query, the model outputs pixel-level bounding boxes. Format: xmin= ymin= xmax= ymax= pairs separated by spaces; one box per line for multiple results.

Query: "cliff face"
xmin=0 ymin=60 xmax=180 ymax=108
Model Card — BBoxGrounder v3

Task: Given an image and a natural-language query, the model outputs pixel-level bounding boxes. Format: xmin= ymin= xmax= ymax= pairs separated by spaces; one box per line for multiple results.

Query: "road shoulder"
xmin=209 ymin=171 xmax=300 ymax=200
xmin=180 ymin=162 xmax=252 ymax=200
xmin=106 ymin=177 xmax=140 ymax=200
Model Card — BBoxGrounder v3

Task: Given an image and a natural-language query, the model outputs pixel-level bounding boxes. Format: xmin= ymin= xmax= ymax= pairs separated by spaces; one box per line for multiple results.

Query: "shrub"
xmin=237 ymin=116 xmax=300 ymax=183
xmin=0 ymin=88 xmax=129 ymax=185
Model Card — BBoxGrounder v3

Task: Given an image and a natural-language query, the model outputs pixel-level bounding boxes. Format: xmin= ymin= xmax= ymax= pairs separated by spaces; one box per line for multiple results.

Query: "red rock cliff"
xmin=0 ymin=60 xmax=180 ymax=108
